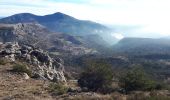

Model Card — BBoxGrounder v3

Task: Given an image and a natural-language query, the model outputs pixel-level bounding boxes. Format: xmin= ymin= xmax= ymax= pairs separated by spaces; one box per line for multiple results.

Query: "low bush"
xmin=119 ymin=66 xmax=157 ymax=93
xmin=48 ymin=83 xmax=68 ymax=95
xmin=78 ymin=61 xmax=113 ymax=93
xmin=12 ymin=64 xmax=32 ymax=76
xmin=0 ymin=59 xmax=7 ymax=65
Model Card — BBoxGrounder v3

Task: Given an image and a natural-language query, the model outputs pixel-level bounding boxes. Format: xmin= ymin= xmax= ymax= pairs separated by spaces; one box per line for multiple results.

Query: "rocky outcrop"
xmin=0 ymin=42 xmax=66 ymax=82
xmin=0 ymin=23 xmax=97 ymax=56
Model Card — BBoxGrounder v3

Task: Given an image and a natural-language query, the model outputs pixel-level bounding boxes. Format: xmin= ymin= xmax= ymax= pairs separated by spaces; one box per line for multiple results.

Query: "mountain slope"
xmin=0 ymin=13 xmax=109 ymax=35
xmin=113 ymin=37 xmax=170 ymax=55
xmin=78 ymin=34 xmax=110 ymax=52
xmin=0 ymin=12 xmax=117 ymax=45
xmin=0 ymin=23 xmax=97 ymax=56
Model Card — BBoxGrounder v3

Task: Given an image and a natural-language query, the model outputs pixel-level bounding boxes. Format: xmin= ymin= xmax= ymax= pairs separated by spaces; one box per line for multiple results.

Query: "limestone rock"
xmin=23 ymin=73 xmax=30 ymax=80
xmin=0 ymin=42 xmax=66 ymax=83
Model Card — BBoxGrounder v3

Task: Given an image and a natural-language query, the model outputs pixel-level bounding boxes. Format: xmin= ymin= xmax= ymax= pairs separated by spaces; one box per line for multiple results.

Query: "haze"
xmin=0 ymin=0 xmax=170 ymax=38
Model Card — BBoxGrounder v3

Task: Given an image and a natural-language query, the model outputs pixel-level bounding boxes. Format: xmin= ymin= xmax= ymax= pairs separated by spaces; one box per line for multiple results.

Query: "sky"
xmin=0 ymin=0 xmax=170 ymax=38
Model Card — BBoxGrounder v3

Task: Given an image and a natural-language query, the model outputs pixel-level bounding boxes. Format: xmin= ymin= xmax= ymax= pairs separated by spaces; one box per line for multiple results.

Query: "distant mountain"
xmin=0 ymin=12 xmax=116 ymax=45
xmin=113 ymin=37 xmax=170 ymax=55
xmin=78 ymin=34 xmax=110 ymax=52
xmin=0 ymin=23 xmax=98 ymax=56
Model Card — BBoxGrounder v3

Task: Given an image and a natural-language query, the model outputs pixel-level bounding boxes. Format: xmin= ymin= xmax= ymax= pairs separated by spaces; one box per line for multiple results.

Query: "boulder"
xmin=23 ymin=73 xmax=30 ymax=80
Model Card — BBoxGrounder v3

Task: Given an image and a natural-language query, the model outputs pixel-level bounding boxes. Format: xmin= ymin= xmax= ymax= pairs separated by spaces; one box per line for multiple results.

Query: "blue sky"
xmin=0 ymin=0 xmax=170 ymax=38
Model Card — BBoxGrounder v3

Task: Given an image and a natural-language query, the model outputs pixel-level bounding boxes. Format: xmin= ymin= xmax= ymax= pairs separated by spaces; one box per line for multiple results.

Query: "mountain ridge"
xmin=0 ymin=12 xmax=108 ymax=32
xmin=113 ymin=37 xmax=170 ymax=55
xmin=0 ymin=12 xmax=117 ymax=45
xmin=0 ymin=23 xmax=99 ymax=56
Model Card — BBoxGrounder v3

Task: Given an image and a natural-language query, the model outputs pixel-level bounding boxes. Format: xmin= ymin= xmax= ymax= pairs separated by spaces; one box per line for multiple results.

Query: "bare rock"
xmin=23 ymin=73 xmax=30 ymax=80
xmin=0 ymin=42 xmax=66 ymax=83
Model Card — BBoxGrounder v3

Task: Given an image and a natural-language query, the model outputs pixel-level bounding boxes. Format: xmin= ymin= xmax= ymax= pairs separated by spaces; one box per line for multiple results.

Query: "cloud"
xmin=111 ymin=33 xmax=124 ymax=40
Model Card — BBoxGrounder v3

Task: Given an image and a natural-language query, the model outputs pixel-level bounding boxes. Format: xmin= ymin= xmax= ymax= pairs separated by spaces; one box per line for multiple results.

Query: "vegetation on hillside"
xmin=12 ymin=64 xmax=32 ymax=76
xmin=78 ymin=61 xmax=113 ymax=93
xmin=48 ymin=83 xmax=68 ymax=96
xmin=0 ymin=59 xmax=7 ymax=65
xmin=119 ymin=66 xmax=161 ymax=93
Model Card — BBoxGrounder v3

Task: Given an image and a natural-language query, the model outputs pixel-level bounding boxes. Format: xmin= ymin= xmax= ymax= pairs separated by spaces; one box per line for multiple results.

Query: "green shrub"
xmin=48 ymin=83 xmax=68 ymax=95
xmin=12 ymin=64 xmax=32 ymax=76
xmin=119 ymin=66 xmax=157 ymax=93
xmin=0 ymin=59 xmax=7 ymax=65
xmin=78 ymin=61 xmax=113 ymax=93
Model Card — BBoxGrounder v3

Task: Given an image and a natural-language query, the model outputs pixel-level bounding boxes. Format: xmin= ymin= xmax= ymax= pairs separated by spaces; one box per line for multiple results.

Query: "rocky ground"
xmin=1 ymin=63 xmax=170 ymax=100
xmin=0 ymin=42 xmax=115 ymax=100
xmin=0 ymin=64 xmax=54 ymax=100
xmin=0 ymin=63 xmax=118 ymax=100
xmin=0 ymin=42 xmax=66 ymax=82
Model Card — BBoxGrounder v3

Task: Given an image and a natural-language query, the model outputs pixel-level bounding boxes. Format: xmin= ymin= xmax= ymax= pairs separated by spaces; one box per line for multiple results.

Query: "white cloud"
xmin=111 ymin=33 xmax=124 ymax=40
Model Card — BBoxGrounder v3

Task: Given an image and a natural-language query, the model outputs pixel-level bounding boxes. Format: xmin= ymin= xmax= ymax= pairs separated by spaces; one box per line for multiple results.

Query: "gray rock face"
xmin=0 ymin=23 xmax=98 ymax=56
xmin=0 ymin=42 xmax=66 ymax=82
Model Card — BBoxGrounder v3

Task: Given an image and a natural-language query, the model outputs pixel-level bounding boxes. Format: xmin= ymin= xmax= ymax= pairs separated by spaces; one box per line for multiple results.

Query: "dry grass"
xmin=1 ymin=62 xmax=170 ymax=100
xmin=0 ymin=64 xmax=54 ymax=100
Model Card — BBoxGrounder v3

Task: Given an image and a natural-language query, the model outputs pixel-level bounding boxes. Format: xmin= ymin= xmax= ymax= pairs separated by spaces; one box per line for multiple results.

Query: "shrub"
xmin=12 ymin=64 xmax=32 ymax=76
xmin=78 ymin=61 xmax=113 ymax=93
xmin=48 ymin=83 xmax=68 ymax=95
xmin=0 ymin=59 xmax=7 ymax=65
xmin=119 ymin=66 xmax=157 ymax=93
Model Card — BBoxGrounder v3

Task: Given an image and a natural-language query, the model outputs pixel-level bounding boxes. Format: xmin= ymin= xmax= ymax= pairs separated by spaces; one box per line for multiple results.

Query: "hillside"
xmin=0 ymin=12 xmax=108 ymax=35
xmin=0 ymin=23 xmax=99 ymax=56
xmin=0 ymin=13 xmax=118 ymax=45
xmin=113 ymin=37 xmax=170 ymax=55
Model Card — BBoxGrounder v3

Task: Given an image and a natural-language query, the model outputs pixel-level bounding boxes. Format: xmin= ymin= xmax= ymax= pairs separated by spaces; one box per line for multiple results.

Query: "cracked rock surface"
xmin=0 ymin=42 xmax=66 ymax=82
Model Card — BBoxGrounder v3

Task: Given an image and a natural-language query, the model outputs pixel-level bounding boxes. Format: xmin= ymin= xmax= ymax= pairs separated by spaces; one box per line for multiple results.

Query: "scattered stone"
xmin=23 ymin=73 xmax=30 ymax=80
